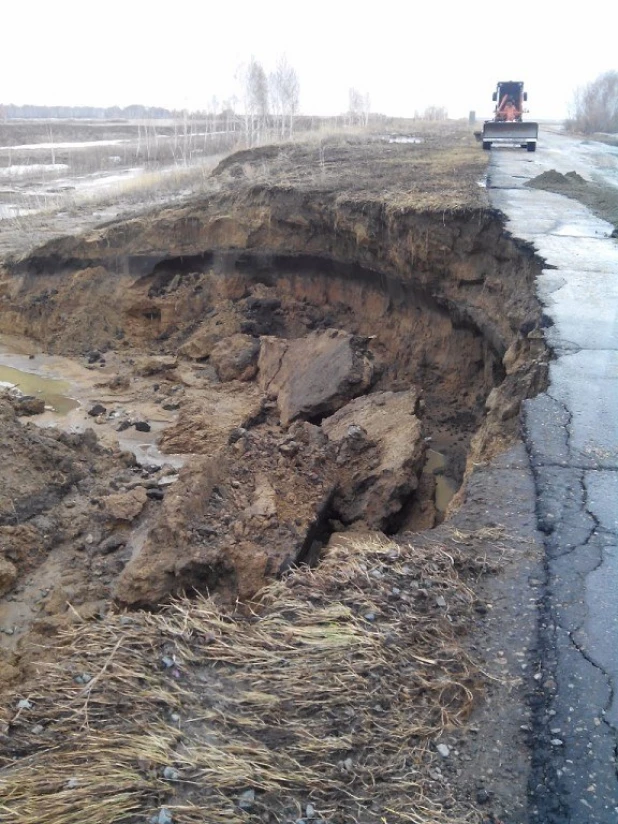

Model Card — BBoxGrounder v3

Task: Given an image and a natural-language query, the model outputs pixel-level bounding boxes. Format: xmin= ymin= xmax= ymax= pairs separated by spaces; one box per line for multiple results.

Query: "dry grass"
xmin=0 ymin=123 xmax=488 ymax=265
xmin=213 ymin=125 xmax=488 ymax=213
xmin=0 ymin=533 xmax=489 ymax=824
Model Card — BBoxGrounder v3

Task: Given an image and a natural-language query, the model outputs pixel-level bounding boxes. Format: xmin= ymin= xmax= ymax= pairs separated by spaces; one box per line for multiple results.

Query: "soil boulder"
xmin=0 ymin=400 xmax=97 ymax=524
xmin=209 ymin=333 xmax=260 ymax=382
xmin=10 ymin=395 xmax=46 ymax=416
xmin=115 ymin=421 xmax=337 ymax=606
xmin=0 ymin=557 xmax=17 ymax=597
xmin=102 ymin=487 xmax=148 ymax=522
xmin=0 ymin=524 xmax=41 ymax=570
xmin=321 ymin=389 xmax=425 ymax=529
xmin=158 ymin=383 xmax=263 ymax=454
xmin=135 ymin=355 xmax=178 ymax=376
xmin=258 ymin=329 xmax=375 ymax=426
xmin=179 ymin=301 xmax=241 ymax=360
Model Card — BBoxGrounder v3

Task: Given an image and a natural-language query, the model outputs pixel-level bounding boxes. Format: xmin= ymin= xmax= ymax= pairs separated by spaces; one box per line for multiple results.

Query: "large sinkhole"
xmin=154 ymin=251 xmax=503 ymax=523
xmin=135 ymin=245 xmax=542 ymax=556
xmin=1 ymin=210 xmax=548 ymax=605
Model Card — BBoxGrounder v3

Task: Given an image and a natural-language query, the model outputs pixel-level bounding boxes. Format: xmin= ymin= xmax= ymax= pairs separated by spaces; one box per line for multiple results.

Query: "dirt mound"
xmin=564 ymin=170 xmax=587 ymax=185
xmin=525 ymin=169 xmax=588 ymax=191
xmin=525 ymin=167 xmax=618 ymax=234
xmin=115 ymin=420 xmax=338 ymax=605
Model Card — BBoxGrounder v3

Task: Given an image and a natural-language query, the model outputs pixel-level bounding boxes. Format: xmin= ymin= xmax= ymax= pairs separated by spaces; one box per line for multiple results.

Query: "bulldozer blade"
xmin=481 ymin=121 xmax=539 ymax=146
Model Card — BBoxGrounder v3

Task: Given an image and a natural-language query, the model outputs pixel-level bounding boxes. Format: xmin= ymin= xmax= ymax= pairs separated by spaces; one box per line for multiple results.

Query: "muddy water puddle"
xmin=424 ymin=448 xmax=459 ymax=513
xmin=0 ymin=346 xmax=185 ymax=469
xmin=0 ymin=363 xmax=78 ymax=414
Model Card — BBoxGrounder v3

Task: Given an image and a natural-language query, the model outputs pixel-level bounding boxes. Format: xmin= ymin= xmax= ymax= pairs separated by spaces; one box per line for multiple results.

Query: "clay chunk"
xmin=258 ymin=329 xmax=375 ymax=426
xmin=322 ymin=389 xmax=425 ymax=529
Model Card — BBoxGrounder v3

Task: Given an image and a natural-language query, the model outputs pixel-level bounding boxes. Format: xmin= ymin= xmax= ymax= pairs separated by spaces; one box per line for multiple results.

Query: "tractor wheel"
xmin=526 ymin=142 xmax=536 ymax=153
xmin=482 ymin=141 xmax=492 ymax=151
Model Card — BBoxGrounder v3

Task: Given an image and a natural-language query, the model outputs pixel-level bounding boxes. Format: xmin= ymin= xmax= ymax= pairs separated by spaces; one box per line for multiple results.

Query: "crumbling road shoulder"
xmin=490 ymin=128 xmax=618 ymax=823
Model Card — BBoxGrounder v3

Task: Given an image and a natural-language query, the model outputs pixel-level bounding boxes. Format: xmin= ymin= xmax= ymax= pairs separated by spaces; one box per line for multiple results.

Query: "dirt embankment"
xmin=0 ymin=133 xmax=549 ymax=824
xmin=0 ymin=135 xmax=548 ymax=614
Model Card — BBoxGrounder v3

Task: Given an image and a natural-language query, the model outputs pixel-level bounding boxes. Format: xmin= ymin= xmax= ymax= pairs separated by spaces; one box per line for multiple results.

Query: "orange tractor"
xmin=481 ymin=81 xmax=538 ymax=152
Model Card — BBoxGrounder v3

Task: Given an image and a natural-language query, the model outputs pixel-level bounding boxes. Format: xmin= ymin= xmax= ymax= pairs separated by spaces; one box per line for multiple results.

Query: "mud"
xmin=0 ymin=363 xmax=77 ymax=414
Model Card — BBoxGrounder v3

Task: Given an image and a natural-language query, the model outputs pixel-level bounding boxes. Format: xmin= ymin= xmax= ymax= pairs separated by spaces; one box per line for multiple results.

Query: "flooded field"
xmin=0 ymin=118 xmax=237 ymax=225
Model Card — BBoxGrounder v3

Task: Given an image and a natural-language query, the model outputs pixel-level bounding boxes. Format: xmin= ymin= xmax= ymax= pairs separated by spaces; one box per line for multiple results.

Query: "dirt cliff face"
xmin=2 ymin=137 xmax=538 ymax=351
xmin=0 ymin=135 xmax=547 ymax=617
xmin=2 ymin=187 xmax=535 ymax=357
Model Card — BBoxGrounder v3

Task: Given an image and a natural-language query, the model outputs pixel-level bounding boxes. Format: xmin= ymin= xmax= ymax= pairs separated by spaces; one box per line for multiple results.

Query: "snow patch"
xmin=0 ymin=164 xmax=69 ymax=177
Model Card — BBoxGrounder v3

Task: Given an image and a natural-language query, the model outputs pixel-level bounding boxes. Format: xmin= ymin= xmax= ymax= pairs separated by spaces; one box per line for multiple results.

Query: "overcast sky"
xmin=3 ymin=1 xmax=615 ymax=120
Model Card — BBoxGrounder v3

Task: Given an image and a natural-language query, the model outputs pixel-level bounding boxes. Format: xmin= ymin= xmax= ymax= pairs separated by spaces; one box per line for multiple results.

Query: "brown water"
xmin=0 ymin=364 xmax=78 ymax=414
xmin=0 ymin=347 xmax=186 ymax=469
xmin=424 ymin=448 xmax=459 ymax=513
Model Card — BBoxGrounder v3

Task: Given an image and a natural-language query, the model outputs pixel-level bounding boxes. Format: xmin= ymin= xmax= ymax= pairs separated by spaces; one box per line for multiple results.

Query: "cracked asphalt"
xmin=489 ymin=129 xmax=618 ymax=823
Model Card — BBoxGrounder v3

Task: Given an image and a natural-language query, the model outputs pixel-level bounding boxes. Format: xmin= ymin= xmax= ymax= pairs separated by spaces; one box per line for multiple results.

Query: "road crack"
xmin=544 ymin=389 xmax=574 ymax=457
xmin=567 ymin=627 xmax=617 ymax=735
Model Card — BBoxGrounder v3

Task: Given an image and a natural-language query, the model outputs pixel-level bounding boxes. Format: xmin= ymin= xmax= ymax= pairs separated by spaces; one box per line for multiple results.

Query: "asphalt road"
xmin=489 ymin=129 xmax=618 ymax=823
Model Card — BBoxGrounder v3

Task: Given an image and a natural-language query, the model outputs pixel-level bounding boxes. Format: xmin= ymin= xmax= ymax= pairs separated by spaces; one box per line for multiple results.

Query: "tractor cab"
xmin=480 ymin=80 xmax=538 ymax=152
xmin=492 ymin=81 xmax=527 ymax=122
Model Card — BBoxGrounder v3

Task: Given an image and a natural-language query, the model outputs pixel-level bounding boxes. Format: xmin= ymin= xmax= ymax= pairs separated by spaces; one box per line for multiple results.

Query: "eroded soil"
xmin=0 ymin=128 xmax=549 ymax=824
xmin=526 ymin=166 xmax=618 ymax=233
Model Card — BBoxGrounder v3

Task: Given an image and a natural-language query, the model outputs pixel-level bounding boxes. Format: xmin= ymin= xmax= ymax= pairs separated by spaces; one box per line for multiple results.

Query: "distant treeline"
xmin=0 ymin=104 xmax=175 ymax=120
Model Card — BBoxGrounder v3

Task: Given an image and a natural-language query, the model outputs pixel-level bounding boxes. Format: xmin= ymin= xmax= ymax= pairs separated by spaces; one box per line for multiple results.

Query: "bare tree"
xmin=243 ymin=57 xmax=269 ymax=145
xmin=269 ymin=56 xmax=300 ymax=138
xmin=348 ymin=88 xmax=362 ymax=126
xmin=362 ymin=92 xmax=371 ymax=127
xmin=568 ymin=71 xmax=618 ymax=134
xmin=422 ymin=105 xmax=448 ymax=121
xmin=348 ymin=88 xmax=371 ymax=127
xmin=221 ymin=96 xmax=239 ymax=136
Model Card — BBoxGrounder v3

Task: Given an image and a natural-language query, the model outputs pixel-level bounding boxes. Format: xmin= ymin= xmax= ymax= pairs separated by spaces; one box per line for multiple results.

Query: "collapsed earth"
xmin=0 ymin=124 xmax=552 ymax=824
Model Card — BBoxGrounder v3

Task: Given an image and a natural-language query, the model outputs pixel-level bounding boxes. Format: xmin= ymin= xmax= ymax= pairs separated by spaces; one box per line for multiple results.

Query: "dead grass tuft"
xmin=1 ymin=534 xmax=487 ymax=824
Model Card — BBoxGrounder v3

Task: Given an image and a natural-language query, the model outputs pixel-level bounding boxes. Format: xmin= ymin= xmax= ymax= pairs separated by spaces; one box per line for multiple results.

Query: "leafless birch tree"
xmin=269 ymin=55 xmax=300 ymax=138
xmin=569 ymin=71 xmax=618 ymax=134
xmin=348 ymin=88 xmax=371 ymax=127
xmin=243 ymin=57 xmax=269 ymax=145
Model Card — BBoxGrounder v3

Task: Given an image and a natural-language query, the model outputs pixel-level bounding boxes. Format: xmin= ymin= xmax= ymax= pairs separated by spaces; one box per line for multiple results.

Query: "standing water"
xmin=0 ymin=364 xmax=78 ymax=414
xmin=424 ymin=448 xmax=459 ymax=513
